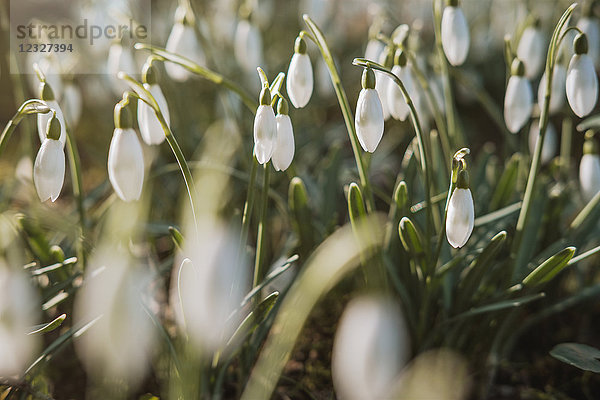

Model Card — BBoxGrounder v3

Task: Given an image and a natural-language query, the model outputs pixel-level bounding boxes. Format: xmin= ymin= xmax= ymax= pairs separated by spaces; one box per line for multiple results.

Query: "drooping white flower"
xmin=375 ymin=47 xmax=394 ymax=121
xmin=446 ymin=170 xmax=474 ymax=248
xmin=538 ymin=63 xmax=567 ymax=115
xmin=137 ymin=63 xmax=170 ymax=145
xmin=107 ymin=41 xmax=136 ymax=93
xmin=528 ymin=121 xmax=557 ymax=165
xmin=165 ymin=21 xmax=205 ymax=82
xmin=517 ymin=22 xmax=546 ymax=79
xmin=234 ymin=19 xmax=264 ymax=73
xmin=441 ymin=2 xmax=470 ymax=66
xmin=332 ymin=296 xmax=410 ymax=400
xmin=0 ymin=262 xmax=39 ymax=377
xmin=286 ymin=36 xmax=313 ymax=108
xmin=253 ymin=87 xmax=277 ymax=164
xmin=34 ymin=115 xmax=65 ymax=202
xmin=577 ymin=16 xmax=600 ymax=69
xmin=580 ymin=133 xmax=600 ymax=202
xmin=387 ymin=50 xmax=413 ymax=122
xmin=566 ymin=33 xmax=598 ymax=118
xmin=272 ymin=98 xmax=295 ymax=171
xmin=504 ymin=59 xmax=533 ymax=133
xmin=365 ymin=38 xmax=385 ymax=62
xmin=62 ymin=82 xmax=82 ymax=128
xmin=38 ymin=82 xmax=66 ymax=146
xmin=355 ymin=68 xmax=384 ymax=153
xmin=108 ymin=102 xmax=145 ymax=202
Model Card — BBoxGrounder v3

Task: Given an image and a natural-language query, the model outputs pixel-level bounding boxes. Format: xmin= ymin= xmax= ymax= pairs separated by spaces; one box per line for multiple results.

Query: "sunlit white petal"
xmin=355 ymin=88 xmax=384 ymax=153
xmin=580 ymin=154 xmax=600 ymax=202
xmin=441 ymin=6 xmax=470 ymax=66
xmin=272 ymin=114 xmax=295 ymax=171
xmin=138 ymin=83 xmax=170 ymax=145
xmin=504 ymin=75 xmax=533 ymax=133
xmin=253 ymin=105 xmax=277 ymax=164
xmin=33 ymin=138 xmax=65 ymax=202
xmin=165 ymin=23 xmax=205 ymax=82
xmin=517 ymin=27 xmax=546 ymax=79
xmin=387 ymin=65 xmax=412 ymax=121
xmin=446 ymin=188 xmax=474 ymax=248
xmin=107 ymin=128 xmax=145 ymax=202
xmin=566 ymin=54 xmax=598 ymax=117
xmin=286 ymin=53 xmax=314 ymax=108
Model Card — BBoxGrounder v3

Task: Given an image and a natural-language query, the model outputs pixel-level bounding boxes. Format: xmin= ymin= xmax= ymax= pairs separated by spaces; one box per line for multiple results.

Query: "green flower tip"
xmin=532 ymin=16 xmax=541 ymax=28
xmin=277 ymin=97 xmax=289 ymax=115
xmin=259 ymin=86 xmax=271 ymax=106
xmin=584 ymin=130 xmax=599 ymax=154
xmin=456 ymin=169 xmax=470 ymax=189
xmin=511 ymin=58 xmax=525 ymax=76
xmin=46 ymin=112 xmax=61 ymax=140
xmin=142 ymin=61 xmax=158 ymax=85
xmin=294 ymin=36 xmax=307 ymax=54
xmin=574 ymin=33 xmax=589 ymax=55
xmin=114 ymin=101 xmax=133 ymax=129
xmin=446 ymin=0 xmax=459 ymax=7
xmin=39 ymin=81 xmax=55 ymax=101
xmin=382 ymin=46 xmax=394 ymax=67
xmin=394 ymin=49 xmax=408 ymax=67
xmin=361 ymin=68 xmax=376 ymax=89
xmin=394 ymin=181 xmax=408 ymax=208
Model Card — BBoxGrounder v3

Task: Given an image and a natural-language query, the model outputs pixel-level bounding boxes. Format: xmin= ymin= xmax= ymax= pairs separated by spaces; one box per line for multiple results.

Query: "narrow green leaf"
xmin=489 ymin=153 xmax=520 ymax=211
xmin=398 ymin=217 xmax=424 ymax=256
xmin=28 ymin=314 xmax=66 ymax=335
xmin=550 ymin=343 xmax=600 ymax=373
xmin=452 ymin=293 xmax=545 ymax=320
xmin=241 ymin=255 xmax=299 ymax=307
xmin=394 ymin=181 xmax=409 ymax=212
xmin=347 ymin=182 xmax=367 ymax=224
xmin=168 ymin=226 xmax=184 ymax=249
xmin=522 ymin=247 xmax=576 ymax=286
xmin=289 ymin=177 xmax=315 ymax=258
xmin=226 ymin=291 xmax=279 ymax=349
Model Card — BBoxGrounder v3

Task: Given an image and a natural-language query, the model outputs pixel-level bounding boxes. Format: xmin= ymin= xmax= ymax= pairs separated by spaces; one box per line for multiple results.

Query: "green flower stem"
xmin=560 ymin=117 xmax=572 ymax=177
xmin=301 ymin=15 xmax=375 ymax=213
xmin=134 ymin=43 xmax=258 ymax=112
xmin=64 ymin=126 xmax=86 ymax=268
xmin=512 ymin=4 xmax=577 ymax=280
xmin=253 ymin=164 xmax=271 ymax=288
xmin=353 ymin=58 xmax=434 ymax=252
xmin=0 ymin=100 xmax=50 ymax=156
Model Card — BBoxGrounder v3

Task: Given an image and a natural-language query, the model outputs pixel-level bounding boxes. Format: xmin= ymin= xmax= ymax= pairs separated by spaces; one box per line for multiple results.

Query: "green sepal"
xmin=361 ymin=68 xmax=376 ymax=90
xmin=294 ymin=36 xmax=307 ymax=54
xmin=114 ymin=101 xmax=133 ymax=129
xmin=45 ymin=113 xmax=61 ymax=141
xmin=398 ymin=217 xmax=424 ymax=256
xmin=39 ymin=82 xmax=55 ymax=101
xmin=574 ymin=33 xmax=589 ymax=55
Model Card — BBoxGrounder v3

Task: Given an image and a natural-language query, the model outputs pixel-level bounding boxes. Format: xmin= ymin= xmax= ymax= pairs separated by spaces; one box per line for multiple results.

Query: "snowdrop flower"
xmin=528 ymin=120 xmax=557 ymax=165
xmin=387 ymin=50 xmax=412 ymax=122
xmin=375 ymin=46 xmax=394 ymax=121
xmin=566 ymin=33 xmax=598 ymax=117
xmin=234 ymin=18 xmax=264 ymax=73
xmin=441 ymin=0 xmax=470 ymax=66
xmin=108 ymin=100 xmax=145 ymax=202
xmin=107 ymin=39 xmax=136 ymax=94
xmin=286 ymin=36 xmax=313 ymax=108
xmin=62 ymin=80 xmax=82 ymax=128
xmin=137 ymin=62 xmax=170 ymax=145
xmin=365 ymin=37 xmax=385 ymax=63
xmin=332 ymin=296 xmax=410 ymax=400
xmin=165 ymin=18 xmax=205 ymax=82
xmin=37 ymin=82 xmax=66 ymax=146
xmin=580 ymin=131 xmax=600 ymax=202
xmin=355 ymin=68 xmax=384 ymax=153
xmin=272 ymin=98 xmax=295 ymax=171
xmin=253 ymin=87 xmax=277 ymax=164
xmin=446 ymin=169 xmax=474 ymax=248
xmin=577 ymin=10 xmax=600 ymax=69
xmin=34 ymin=114 xmax=65 ymax=202
xmin=538 ymin=63 xmax=567 ymax=115
xmin=504 ymin=58 xmax=533 ymax=133
xmin=517 ymin=19 xmax=546 ymax=79
xmin=0 ymin=262 xmax=39 ymax=377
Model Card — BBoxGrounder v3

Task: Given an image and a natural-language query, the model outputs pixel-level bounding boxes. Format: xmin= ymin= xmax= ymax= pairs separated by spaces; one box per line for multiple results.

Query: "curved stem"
xmin=253 ymin=164 xmax=271 ymax=287
xmin=0 ymin=100 xmax=50 ymax=157
xmin=134 ymin=43 xmax=257 ymax=112
xmin=301 ymin=15 xmax=375 ymax=213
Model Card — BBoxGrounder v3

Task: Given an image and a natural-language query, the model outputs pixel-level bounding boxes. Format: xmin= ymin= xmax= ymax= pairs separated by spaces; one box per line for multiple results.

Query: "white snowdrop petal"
xmin=165 ymin=23 xmax=205 ymax=82
xmin=578 ymin=18 xmax=600 ymax=68
xmin=355 ymin=88 xmax=384 ymax=153
xmin=517 ymin=27 xmax=546 ymax=79
xmin=37 ymin=100 xmax=67 ymax=146
xmin=63 ymin=83 xmax=82 ymax=127
xmin=272 ymin=114 xmax=295 ymax=171
xmin=528 ymin=122 xmax=557 ymax=165
xmin=538 ymin=65 xmax=567 ymax=115
xmin=235 ymin=20 xmax=264 ymax=72
xmin=441 ymin=6 xmax=470 ymax=66
xmin=286 ymin=53 xmax=314 ymax=108
xmin=365 ymin=39 xmax=385 ymax=62
xmin=580 ymin=154 xmax=600 ymax=202
xmin=33 ymin=139 xmax=65 ymax=202
xmin=138 ymin=83 xmax=170 ymax=145
xmin=107 ymin=44 xmax=136 ymax=94
xmin=332 ymin=296 xmax=410 ymax=400
xmin=566 ymin=54 xmax=598 ymax=117
xmin=387 ymin=65 xmax=412 ymax=121
xmin=445 ymin=188 xmax=474 ymax=248
xmin=253 ymin=105 xmax=276 ymax=164
xmin=504 ymin=75 xmax=533 ymax=133
xmin=107 ymin=128 xmax=145 ymax=202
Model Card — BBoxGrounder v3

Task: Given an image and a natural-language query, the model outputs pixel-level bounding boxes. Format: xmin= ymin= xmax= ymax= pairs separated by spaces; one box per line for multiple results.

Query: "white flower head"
xmin=375 ymin=46 xmax=394 ymax=121
xmin=108 ymin=102 xmax=145 ymax=202
xmin=286 ymin=36 xmax=314 ymax=108
xmin=234 ymin=19 xmax=264 ymax=73
xmin=387 ymin=50 xmax=412 ymax=122
xmin=355 ymin=68 xmax=384 ymax=153
xmin=446 ymin=170 xmax=474 ymax=248
xmin=253 ymin=87 xmax=277 ymax=164
xmin=38 ymin=82 xmax=67 ymax=146
xmin=165 ymin=20 xmax=205 ymax=82
xmin=517 ymin=21 xmax=546 ymax=79
xmin=332 ymin=295 xmax=410 ymax=400
xmin=365 ymin=37 xmax=385 ymax=63
xmin=504 ymin=58 xmax=533 ymax=134
xmin=137 ymin=62 xmax=170 ymax=145
xmin=441 ymin=1 xmax=470 ymax=66
xmin=528 ymin=120 xmax=557 ymax=165
xmin=107 ymin=40 xmax=137 ymax=94
xmin=272 ymin=98 xmax=295 ymax=171
xmin=34 ymin=114 xmax=65 ymax=202
xmin=62 ymin=82 xmax=82 ymax=128
xmin=538 ymin=64 xmax=567 ymax=115
xmin=580 ymin=132 xmax=600 ymax=202
xmin=566 ymin=33 xmax=598 ymax=117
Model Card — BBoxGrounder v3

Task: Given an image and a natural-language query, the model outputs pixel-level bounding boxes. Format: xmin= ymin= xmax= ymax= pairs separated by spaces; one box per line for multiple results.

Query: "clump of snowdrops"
xmin=2 ymin=0 xmax=600 ymax=399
